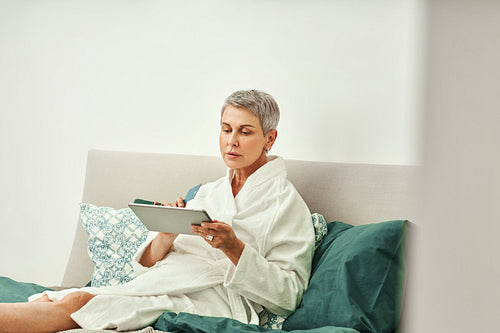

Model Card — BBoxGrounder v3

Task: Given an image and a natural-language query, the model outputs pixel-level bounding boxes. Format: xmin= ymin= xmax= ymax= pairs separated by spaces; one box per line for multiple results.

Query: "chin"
xmin=223 ymin=158 xmax=242 ymax=169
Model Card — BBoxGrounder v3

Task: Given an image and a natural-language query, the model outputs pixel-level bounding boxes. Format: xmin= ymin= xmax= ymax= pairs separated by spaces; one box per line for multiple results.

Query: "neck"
xmin=230 ymin=153 xmax=268 ymax=196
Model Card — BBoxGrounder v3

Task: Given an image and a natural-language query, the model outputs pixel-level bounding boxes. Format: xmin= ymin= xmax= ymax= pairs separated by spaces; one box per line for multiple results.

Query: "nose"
xmin=228 ymin=132 xmax=239 ymax=147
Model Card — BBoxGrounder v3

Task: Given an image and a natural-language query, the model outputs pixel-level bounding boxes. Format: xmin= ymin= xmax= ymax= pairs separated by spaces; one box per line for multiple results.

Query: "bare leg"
xmin=0 ymin=292 xmax=95 ymax=333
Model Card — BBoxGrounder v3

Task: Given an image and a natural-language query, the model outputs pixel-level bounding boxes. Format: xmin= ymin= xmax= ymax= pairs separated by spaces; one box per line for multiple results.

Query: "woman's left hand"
xmin=191 ymin=220 xmax=245 ymax=266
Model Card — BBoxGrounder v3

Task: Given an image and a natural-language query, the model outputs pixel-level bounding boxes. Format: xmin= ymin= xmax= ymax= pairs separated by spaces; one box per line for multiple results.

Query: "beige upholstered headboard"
xmin=62 ymin=149 xmax=416 ymax=286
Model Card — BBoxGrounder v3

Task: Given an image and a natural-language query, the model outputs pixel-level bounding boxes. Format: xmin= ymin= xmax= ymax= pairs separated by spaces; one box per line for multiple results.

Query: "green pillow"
xmin=283 ymin=220 xmax=406 ymax=333
xmin=0 ymin=276 xmax=53 ymax=303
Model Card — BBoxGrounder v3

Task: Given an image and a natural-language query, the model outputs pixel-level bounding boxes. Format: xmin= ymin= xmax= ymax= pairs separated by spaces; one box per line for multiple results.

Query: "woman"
xmin=0 ymin=90 xmax=315 ymax=332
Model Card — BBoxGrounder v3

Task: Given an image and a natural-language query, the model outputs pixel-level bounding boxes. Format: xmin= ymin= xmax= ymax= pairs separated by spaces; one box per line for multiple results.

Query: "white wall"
xmin=0 ymin=0 xmax=422 ymax=285
xmin=402 ymin=1 xmax=500 ymax=332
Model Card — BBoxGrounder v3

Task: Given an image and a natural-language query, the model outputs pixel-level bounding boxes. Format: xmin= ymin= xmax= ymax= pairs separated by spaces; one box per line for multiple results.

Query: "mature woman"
xmin=0 ymin=90 xmax=315 ymax=332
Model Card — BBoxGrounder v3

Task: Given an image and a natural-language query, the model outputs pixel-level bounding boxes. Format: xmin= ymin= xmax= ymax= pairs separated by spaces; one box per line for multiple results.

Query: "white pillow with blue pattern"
xmin=260 ymin=213 xmax=328 ymax=329
xmin=80 ymin=203 xmax=149 ymax=287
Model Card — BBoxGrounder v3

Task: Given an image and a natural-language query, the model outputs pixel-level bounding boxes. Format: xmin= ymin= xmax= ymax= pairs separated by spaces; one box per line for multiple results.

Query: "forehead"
xmin=221 ymin=105 xmax=261 ymax=127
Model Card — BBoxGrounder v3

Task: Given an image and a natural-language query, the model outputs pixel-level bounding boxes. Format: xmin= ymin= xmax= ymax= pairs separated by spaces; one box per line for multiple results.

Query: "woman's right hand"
xmin=161 ymin=197 xmax=185 ymax=208
xmin=139 ymin=197 xmax=184 ymax=267
xmin=139 ymin=232 xmax=178 ymax=268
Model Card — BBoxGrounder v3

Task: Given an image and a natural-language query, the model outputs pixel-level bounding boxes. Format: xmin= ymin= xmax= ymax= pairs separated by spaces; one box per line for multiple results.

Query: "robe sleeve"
xmin=223 ymin=189 xmax=315 ymax=315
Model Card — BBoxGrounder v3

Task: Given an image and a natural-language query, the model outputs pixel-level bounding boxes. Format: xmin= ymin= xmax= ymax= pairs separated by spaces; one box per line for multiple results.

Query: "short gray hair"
xmin=221 ymin=89 xmax=280 ymax=134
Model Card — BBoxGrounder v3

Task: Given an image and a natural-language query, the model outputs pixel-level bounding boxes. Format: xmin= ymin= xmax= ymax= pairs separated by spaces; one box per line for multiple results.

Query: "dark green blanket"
xmin=0 ymin=276 xmax=53 ymax=303
xmin=153 ymin=312 xmax=359 ymax=333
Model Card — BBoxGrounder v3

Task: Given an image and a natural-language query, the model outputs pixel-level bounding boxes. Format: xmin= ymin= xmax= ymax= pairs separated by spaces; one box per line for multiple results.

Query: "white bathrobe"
xmin=32 ymin=156 xmax=315 ymax=331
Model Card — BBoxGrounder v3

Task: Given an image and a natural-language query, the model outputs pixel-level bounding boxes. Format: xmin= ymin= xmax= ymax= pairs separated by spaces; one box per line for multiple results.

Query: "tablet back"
xmin=128 ymin=203 xmax=212 ymax=235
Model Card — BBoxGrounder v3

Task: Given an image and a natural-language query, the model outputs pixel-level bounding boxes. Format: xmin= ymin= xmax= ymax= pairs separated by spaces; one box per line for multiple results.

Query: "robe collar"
xmin=226 ymin=156 xmax=286 ymax=195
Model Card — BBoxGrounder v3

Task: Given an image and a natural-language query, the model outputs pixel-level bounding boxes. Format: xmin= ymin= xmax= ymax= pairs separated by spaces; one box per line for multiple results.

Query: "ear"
xmin=265 ymin=129 xmax=278 ymax=150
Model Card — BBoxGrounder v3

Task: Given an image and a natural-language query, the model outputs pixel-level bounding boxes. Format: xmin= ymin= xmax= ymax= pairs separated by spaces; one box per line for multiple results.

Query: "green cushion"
xmin=0 ymin=276 xmax=53 ymax=303
xmin=283 ymin=220 xmax=406 ymax=333
xmin=154 ymin=311 xmax=360 ymax=333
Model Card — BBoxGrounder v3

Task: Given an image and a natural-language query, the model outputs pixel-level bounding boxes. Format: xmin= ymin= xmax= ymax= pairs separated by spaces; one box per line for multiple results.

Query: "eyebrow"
xmin=221 ymin=122 xmax=256 ymax=129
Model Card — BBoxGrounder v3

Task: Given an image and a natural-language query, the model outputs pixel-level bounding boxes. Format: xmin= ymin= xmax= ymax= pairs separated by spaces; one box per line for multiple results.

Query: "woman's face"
xmin=219 ymin=105 xmax=276 ymax=176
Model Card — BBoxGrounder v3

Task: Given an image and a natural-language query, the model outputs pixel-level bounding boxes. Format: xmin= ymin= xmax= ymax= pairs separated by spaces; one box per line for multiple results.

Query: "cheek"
xmin=219 ymin=133 xmax=232 ymax=153
xmin=246 ymin=137 xmax=265 ymax=153
xmin=219 ymin=134 xmax=225 ymax=150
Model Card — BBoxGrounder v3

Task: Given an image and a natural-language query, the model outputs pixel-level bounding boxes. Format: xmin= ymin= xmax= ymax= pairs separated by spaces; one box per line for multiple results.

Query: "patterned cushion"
xmin=260 ymin=213 xmax=328 ymax=328
xmin=312 ymin=213 xmax=328 ymax=249
xmin=80 ymin=203 xmax=149 ymax=287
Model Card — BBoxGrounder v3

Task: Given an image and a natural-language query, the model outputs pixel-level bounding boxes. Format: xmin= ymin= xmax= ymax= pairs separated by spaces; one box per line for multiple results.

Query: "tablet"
xmin=128 ymin=203 xmax=212 ymax=235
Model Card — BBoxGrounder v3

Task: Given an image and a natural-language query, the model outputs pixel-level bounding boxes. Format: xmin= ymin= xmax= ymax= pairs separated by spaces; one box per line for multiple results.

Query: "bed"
xmin=1 ymin=149 xmax=415 ymax=333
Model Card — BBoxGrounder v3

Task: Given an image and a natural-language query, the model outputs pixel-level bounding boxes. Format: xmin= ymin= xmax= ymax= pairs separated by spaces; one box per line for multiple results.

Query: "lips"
xmin=226 ymin=151 xmax=242 ymax=158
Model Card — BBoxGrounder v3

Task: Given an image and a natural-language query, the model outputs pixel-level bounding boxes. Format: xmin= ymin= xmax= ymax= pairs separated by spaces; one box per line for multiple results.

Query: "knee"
xmin=29 ymin=294 xmax=52 ymax=303
xmin=56 ymin=292 xmax=96 ymax=314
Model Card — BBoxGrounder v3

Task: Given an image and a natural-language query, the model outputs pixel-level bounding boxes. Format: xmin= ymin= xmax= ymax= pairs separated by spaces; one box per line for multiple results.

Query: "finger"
xmin=201 ymin=222 xmax=214 ymax=230
xmin=201 ymin=219 xmax=221 ymax=228
xmin=191 ymin=225 xmax=210 ymax=236
xmin=161 ymin=200 xmax=168 ymax=206
xmin=191 ymin=224 xmax=214 ymax=236
xmin=201 ymin=220 xmax=228 ymax=231
xmin=176 ymin=197 xmax=185 ymax=207
xmin=190 ymin=225 xmax=201 ymax=234
xmin=190 ymin=226 xmax=216 ymax=245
